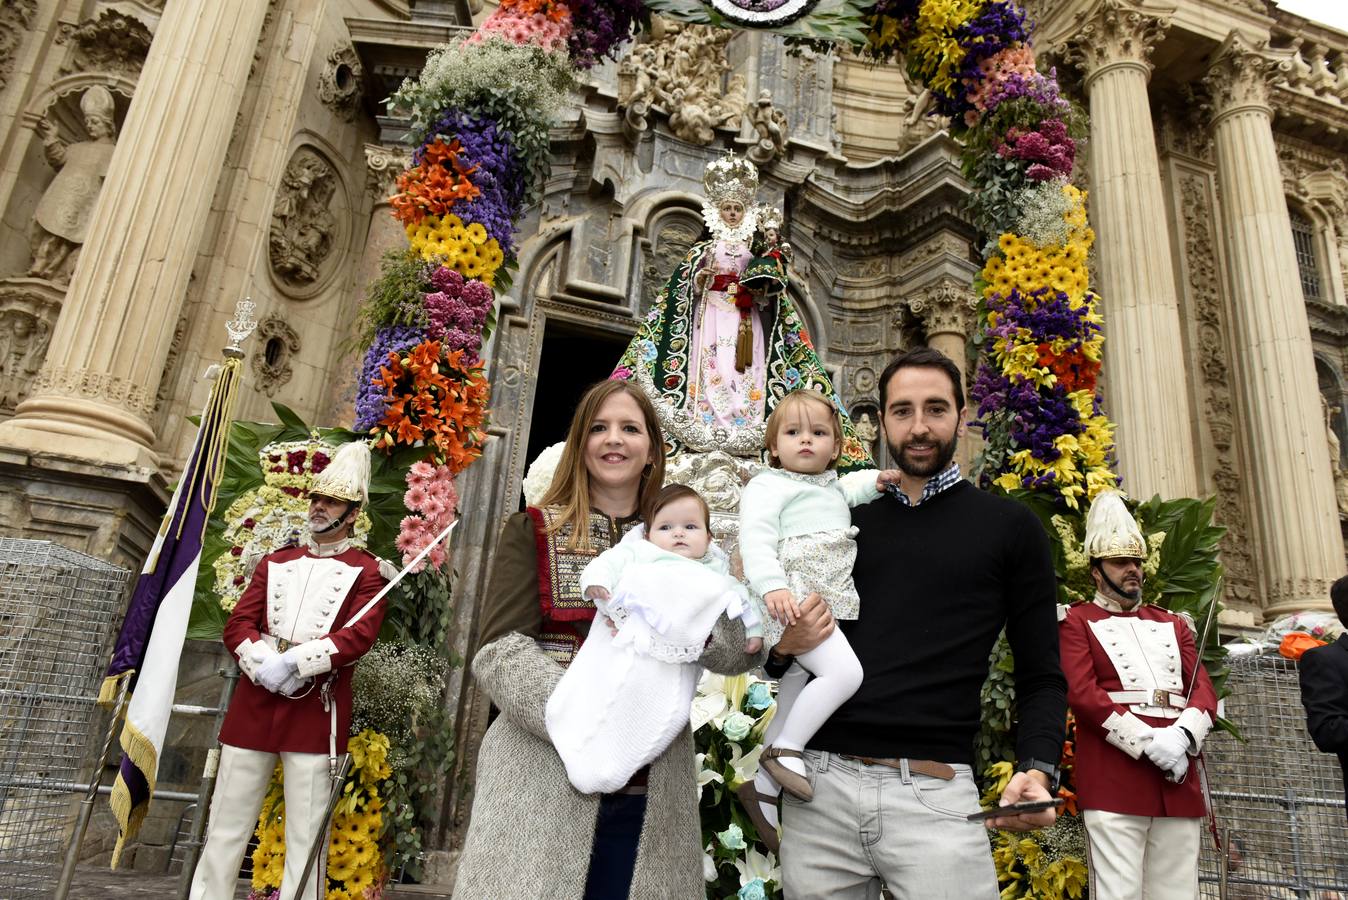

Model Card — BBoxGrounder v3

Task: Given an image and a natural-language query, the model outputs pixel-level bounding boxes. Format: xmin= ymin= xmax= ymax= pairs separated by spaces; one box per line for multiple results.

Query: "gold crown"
xmin=1084 ymin=490 xmax=1146 ymax=560
xmin=704 ymin=154 xmax=758 ymax=207
xmin=757 ymin=205 xmax=783 ymax=231
xmin=309 ymin=440 xmax=372 ymax=505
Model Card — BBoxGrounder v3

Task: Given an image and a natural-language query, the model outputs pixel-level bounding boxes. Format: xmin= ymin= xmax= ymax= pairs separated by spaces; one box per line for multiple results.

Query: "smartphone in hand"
xmin=964 ymin=798 xmax=1065 ymax=822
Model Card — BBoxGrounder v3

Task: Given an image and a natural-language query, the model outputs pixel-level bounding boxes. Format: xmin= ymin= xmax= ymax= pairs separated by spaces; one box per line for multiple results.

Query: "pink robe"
xmin=688 ymin=239 xmax=767 ymax=428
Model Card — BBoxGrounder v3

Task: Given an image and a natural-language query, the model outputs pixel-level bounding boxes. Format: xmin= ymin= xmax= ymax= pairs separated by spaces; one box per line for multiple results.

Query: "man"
xmin=1299 ymin=575 xmax=1348 ymax=820
xmin=769 ymin=346 xmax=1067 ymax=899
xmin=1059 ymin=491 xmax=1217 ymax=900
xmin=190 ymin=441 xmax=390 ymax=900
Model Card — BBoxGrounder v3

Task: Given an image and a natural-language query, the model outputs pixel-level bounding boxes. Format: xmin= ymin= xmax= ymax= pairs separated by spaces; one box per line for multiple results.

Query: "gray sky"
xmin=1275 ymin=0 xmax=1348 ymax=33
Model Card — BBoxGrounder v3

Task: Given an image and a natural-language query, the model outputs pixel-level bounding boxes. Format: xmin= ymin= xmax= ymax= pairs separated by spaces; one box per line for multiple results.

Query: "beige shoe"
xmin=734 ymin=781 xmax=781 ymax=853
xmin=761 ymin=748 xmax=813 ymax=801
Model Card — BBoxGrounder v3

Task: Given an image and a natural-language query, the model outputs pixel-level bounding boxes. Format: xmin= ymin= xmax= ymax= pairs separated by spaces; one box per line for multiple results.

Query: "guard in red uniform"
xmin=190 ymin=441 xmax=390 ymax=900
xmin=1059 ymin=491 xmax=1217 ymax=900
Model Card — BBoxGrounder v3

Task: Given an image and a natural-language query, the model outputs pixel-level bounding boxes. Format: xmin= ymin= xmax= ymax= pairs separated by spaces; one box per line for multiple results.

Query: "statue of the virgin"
xmin=612 ymin=154 xmax=870 ymax=474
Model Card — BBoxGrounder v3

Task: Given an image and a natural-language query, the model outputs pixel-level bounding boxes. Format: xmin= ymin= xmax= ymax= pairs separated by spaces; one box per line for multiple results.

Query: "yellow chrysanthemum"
xmin=465 ymin=222 xmax=489 ymax=245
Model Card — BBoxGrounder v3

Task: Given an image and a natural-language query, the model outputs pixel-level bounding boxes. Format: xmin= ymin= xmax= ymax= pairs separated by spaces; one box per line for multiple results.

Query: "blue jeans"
xmin=583 ymin=792 xmax=648 ymax=899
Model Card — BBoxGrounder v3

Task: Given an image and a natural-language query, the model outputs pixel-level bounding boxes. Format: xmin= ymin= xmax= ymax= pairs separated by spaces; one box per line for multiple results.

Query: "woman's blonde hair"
xmin=537 ymin=379 xmax=667 ymax=549
xmin=764 ymin=389 xmax=843 ymax=470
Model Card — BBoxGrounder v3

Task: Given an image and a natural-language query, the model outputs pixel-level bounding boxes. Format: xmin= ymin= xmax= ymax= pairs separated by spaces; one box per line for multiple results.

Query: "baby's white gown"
xmin=545 ymin=528 xmax=756 ymax=795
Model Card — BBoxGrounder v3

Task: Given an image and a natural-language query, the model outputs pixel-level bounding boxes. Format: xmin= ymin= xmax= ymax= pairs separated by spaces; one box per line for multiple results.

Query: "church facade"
xmin=1 ymin=0 xmax=1346 ymax=871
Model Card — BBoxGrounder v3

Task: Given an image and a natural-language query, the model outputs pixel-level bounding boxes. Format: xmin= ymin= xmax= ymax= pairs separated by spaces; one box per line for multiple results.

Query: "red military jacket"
xmin=219 ymin=541 xmax=388 ymax=754
xmin=1060 ymin=598 xmax=1218 ymax=818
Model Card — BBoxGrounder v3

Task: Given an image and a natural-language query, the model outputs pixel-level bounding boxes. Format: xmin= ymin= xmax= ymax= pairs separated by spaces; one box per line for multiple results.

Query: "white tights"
xmin=753 ymin=628 xmax=864 ymax=827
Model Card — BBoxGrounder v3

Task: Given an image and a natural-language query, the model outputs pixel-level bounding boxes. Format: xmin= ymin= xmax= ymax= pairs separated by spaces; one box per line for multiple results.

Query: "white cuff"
xmin=291 ymin=637 xmax=339 ymax=677
xmin=1176 ymin=707 xmax=1213 ymax=754
xmin=233 ymin=638 xmax=278 ymax=683
xmin=1103 ymin=710 xmax=1152 ymax=759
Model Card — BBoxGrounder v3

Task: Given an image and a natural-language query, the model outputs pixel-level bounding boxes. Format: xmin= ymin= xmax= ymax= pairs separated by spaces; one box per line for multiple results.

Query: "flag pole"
xmin=54 ymin=672 xmax=131 ymax=900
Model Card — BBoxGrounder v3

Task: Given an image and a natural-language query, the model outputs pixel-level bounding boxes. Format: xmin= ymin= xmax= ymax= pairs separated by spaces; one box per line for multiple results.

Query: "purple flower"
xmin=567 ymin=0 xmax=646 ymax=68
xmin=354 ymin=325 xmax=425 ymax=431
xmin=417 ymin=109 xmax=523 ymax=256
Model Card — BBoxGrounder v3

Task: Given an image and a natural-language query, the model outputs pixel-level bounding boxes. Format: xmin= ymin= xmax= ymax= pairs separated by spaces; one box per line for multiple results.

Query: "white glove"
xmin=256 ymin=651 xmax=297 ymax=694
xmin=275 ymin=671 xmax=307 ymax=697
xmin=1144 ymin=724 xmax=1190 ymax=774
xmin=1164 ymin=753 xmax=1190 ymax=783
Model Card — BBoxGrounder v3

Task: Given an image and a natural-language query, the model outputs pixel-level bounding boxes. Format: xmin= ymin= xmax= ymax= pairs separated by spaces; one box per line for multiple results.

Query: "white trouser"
xmin=189 ymin=744 xmax=332 ymax=900
xmin=1083 ymin=809 xmax=1201 ymax=900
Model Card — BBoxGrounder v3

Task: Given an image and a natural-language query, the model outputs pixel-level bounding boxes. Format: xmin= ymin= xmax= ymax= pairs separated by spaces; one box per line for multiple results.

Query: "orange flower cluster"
xmin=371 ymin=342 xmax=490 ymax=474
xmin=1035 ymin=343 xmax=1100 ymax=394
xmin=391 ymin=139 xmax=481 ymax=226
xmin=500 ymin=0 xmax=571 ymax=23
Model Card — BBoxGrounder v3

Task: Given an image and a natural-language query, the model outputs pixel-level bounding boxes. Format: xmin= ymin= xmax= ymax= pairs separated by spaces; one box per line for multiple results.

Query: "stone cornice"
xmin=1307 ymin=299 xmax=1348 ymax=340
xmin=1056 ymin=0 xmax=1175 ymax=85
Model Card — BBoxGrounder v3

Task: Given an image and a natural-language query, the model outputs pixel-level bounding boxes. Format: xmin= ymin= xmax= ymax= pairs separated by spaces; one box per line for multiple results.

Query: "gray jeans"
xmin=780 ymin=751 xmax=1000 ymax=900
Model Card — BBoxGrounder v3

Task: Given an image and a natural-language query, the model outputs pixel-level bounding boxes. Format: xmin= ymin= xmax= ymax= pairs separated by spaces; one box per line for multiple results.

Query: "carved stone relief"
xmin=747 ymin=90 xmax=788 ymax=166
xmin=251 ymin=315 xmax=301 ymax=397
xmin=318 ymin=44 xmax=365 ymax=122
xmin=28 ymin=86 xmax=120 ymax=285
xmin=154 ymin=311 xmax=191 ymax=419
xmin=0 ymin=0 xmax=37 ymax=92
xmin=57 ymin=9 xmax=153 ymax=77
xmin=1203 ymin=33 xmax=1288 ymax=117
xmin=365 ymin=143 xmax=412 ymax=201
xmin=1057 ymin=0 xmax=1170 ymax=80
xmin=616 ymin=21 xmax=745 ymax=145
xmin=640 ymin=215 xmax=701 ymax=317
xmin=0 ymin=280 xmax=61 ymax=414
xmin=907 ymin=279 xmax=979 ymax=338
xmin=269 ymin=147 xmax=343 ymax=294
xmin=1177 ymin=171 xmax=1258 ymax=605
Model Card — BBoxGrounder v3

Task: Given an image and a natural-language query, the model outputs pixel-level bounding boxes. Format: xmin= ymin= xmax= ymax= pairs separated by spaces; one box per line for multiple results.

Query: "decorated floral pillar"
xmin=1062 ymin=0 xmax=1199 ymax=499
xmin=0 ymin=0 xmax=268 ymax=468
xmin=1205 ymin=32 xmax=1340 ymax=615
xmin=908 ymin=278 xmax=980 ymax=471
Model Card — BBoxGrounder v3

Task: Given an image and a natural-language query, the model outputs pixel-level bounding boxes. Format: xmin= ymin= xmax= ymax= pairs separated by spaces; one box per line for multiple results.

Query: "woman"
xmin=455 ymin=379 xmax=766 ymax=899
xmin=612 ymin=154 xmax=871 ymax=471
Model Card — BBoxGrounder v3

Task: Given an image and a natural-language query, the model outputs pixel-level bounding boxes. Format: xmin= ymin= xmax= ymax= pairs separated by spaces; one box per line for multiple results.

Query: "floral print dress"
xmin=687 ymin=239 xmax=766 ymax=428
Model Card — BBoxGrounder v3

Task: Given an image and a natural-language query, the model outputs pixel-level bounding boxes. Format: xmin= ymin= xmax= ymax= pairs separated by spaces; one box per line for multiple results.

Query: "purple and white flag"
xmin=102 ymin=359 xmax=241 ymax=866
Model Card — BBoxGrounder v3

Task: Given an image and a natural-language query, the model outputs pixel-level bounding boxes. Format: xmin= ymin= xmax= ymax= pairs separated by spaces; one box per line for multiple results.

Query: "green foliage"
xmin=351 ymin=251 xmax=435 ymax=353
xmin=974 ymin=633 xmax=1017 ymax=781
xmin=379 ymin=701 xmax=457 ymax=878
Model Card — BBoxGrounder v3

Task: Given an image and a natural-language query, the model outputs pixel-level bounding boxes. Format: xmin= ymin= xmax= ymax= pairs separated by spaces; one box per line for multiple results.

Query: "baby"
xmin=545 ymin=484 xmax=762 ymax=795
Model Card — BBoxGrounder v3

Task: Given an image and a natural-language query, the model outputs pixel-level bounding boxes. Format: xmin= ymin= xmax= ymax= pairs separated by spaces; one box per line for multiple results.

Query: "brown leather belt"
xmin=838 ymin=755 xmax=956 ymax=781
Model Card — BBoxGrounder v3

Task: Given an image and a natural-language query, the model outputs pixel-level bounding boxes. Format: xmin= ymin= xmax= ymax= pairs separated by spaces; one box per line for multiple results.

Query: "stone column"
xmin=1205 ymin=33 xmax=1342 ymax=615
xmin=908 ymin=278 xmax=979 ymax=471
xmin=0 ymin=0 xmax=269 ymax=468
xmin=1063 ymin=1 xmax=1199 ymax=499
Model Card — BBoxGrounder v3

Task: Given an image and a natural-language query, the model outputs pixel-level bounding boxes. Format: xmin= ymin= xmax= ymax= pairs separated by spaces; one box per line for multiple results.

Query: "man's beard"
xmin=888 ymin=431 xmax=958 ymax=479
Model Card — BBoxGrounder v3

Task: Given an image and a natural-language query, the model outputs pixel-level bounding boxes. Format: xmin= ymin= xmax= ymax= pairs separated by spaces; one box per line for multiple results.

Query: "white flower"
xmin=521 ymin=441 xmax=565 ymax=507
xmin=727 ymin=742 xmax=764 ymax=788
xmin=735 ymin=846 xmax=780 ymax=888
xmin=695 ymin=752 xmax=724 ymax=799
xmin=702 ymin=844 xmax=718 ymax=882
xmin=692 ymin=672 xmax=732 ymax=732
xmin=722 ymin=711 xmax=754 ymax=741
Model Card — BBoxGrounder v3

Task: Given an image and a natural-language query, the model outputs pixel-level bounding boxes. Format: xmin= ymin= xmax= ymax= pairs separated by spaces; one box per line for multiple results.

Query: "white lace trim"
xmin=701 ymin=203 xmax=759 ymax=245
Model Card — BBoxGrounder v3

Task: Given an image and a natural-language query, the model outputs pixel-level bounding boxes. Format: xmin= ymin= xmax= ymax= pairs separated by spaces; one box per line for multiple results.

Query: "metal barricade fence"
xmin=0 ymin=538 xmax=129 ymax=900
xmin=1199 ymin=652 xmax=1348 ymax=898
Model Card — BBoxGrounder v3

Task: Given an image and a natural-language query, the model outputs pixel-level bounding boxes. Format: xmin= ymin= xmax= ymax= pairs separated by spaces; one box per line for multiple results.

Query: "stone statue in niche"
xmin=270 ymin=151 xmax=338 ymax=286
xmin=1323 ymin=394 xmax=1348 ymax=515
xmin=747 ymin=90 xmax=788 ymax=165
xmin=28 ymin=86 xmax=118 ymax=284
xmin=0 ymin=309 xmax=52 ymax=411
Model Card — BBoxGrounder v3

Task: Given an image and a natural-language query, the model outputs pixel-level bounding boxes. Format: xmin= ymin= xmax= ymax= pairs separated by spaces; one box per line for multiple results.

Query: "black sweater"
xmin=805 ymin=481 xmax=1067 ymax=767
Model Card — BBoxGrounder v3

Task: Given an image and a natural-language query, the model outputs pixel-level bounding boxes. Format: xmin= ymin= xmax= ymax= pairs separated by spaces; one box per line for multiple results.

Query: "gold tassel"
xmin=735 ymin=315 xmax=754 ymax=373
xmin=174 ymin=355 xmax=243 ymax=542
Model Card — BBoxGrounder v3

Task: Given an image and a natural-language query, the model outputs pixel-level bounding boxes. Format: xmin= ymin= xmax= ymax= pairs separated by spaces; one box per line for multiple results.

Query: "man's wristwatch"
xmin=1016 ymin=758 xmax=1061 ymax=793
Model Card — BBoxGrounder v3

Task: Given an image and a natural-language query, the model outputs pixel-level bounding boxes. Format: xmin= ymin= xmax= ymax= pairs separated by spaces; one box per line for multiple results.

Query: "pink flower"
xmin=408 ymin=460 xmax=435 ymax=484
xmin=422 ymin=497 xmax=446 ymax=521
xmin=405 ymin=484 xmax=430 ymax=511
xmin=427 ymin=544 xmax=448 ymax=571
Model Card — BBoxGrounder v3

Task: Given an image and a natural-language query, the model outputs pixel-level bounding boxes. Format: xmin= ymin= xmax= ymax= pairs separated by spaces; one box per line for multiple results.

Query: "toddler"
xmin=545 ymin=484 xmax=763 ymax=795
xmin=737 ymin=388 xmax=887 ymax=842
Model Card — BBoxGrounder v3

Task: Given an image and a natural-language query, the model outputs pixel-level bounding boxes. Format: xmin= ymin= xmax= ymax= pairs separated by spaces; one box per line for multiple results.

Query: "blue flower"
xmin=717 ymin=823 xmax=747 ymax=851
xmin=783 ymin=367 xmax=802 ymax=389
xmin=722 ymin=711 xmax=754 ymax=741
xmin=745 ymin=682 xmax=775 ymax=712
xmin=738 ymin=879 xmax=768 ymax=900
xmin=639 ymin=339 xmax=657 ymax=363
